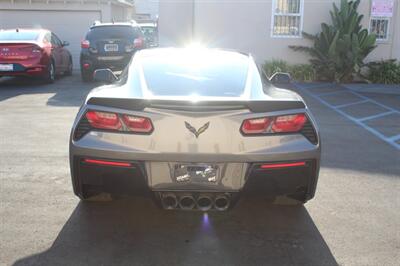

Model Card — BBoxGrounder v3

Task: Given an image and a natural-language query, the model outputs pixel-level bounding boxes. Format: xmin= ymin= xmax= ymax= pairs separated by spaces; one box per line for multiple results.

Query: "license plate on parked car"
xmin=174 ymin=164 xmax=219 ymax=183
xmin=0 ymin=64 xmax=13 ymax=71
xmin=104 ymin=44 xmax=118 ymax=52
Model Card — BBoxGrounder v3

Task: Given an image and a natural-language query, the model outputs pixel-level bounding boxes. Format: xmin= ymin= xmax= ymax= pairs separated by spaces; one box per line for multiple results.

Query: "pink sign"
xmin=371 ymin=0 xmax=394 ymax=17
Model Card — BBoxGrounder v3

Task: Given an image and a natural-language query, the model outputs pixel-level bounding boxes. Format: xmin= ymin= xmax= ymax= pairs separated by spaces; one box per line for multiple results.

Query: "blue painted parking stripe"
xmin=294 ymin=83 xmax=335 ymax=90
xmin=294 ymin=83 xmax=400 ymax=150
xmin=315 ymin=90 xmax=347 ymax=96
xmin=350 ymin=90 xmax=400 ymax=113
xmin=335 ymin=100 xmax=370 ymax=109
xmin=388 ymin=135 xmax=400 ymax=142
xmin=358 ymin=111 xmax=396 ymax=122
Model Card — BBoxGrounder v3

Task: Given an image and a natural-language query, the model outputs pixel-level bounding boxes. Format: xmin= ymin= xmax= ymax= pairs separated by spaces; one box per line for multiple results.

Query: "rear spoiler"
xmin=87 ymin=97 xmax=305 ymax=113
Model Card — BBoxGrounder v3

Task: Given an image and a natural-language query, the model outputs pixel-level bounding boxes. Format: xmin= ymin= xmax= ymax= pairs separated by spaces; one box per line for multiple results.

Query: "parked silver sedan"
xmin=69 ymin=48 xmax=321 ymax=211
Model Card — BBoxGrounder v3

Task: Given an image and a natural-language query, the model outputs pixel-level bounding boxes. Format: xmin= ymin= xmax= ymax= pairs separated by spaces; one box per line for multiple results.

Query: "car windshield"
xmin=140 ymin=50 xmax=249 ymax=97
xmin=0 ymin=30 xmax=40 ymax=41
xmin=87 ymin=26 xmax=138 ymax=40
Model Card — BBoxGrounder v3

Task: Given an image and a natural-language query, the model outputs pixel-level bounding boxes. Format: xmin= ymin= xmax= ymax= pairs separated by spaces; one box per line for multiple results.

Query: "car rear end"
xmin=70 ymin=49 xmax=320 ymax=211
xmin=139 ymin=23 xmax=158 ymax=47
xmin=80 ymin=24 xmax=145 ymax=78
xmin=0 ymin=30 xmax=49 ymax=77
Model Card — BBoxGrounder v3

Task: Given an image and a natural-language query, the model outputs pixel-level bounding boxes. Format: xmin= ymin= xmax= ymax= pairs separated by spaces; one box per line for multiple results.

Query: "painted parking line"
xmin=316 ymin=90 xmax=348 ymax=96
xmin=335 ymin=99 xmax=370 ymax=109
xmin=358 ymin=111 xmax=396 ymax=122
xmin=388 ymin=135 xmax=400 ymax=142
xmin=295 ymin=83 xmax=400 ymax=150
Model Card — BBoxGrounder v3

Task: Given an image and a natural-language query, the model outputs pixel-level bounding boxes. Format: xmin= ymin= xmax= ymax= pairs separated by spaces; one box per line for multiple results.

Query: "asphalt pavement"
xmin=0 ymin=74 xmax=399 ymax=266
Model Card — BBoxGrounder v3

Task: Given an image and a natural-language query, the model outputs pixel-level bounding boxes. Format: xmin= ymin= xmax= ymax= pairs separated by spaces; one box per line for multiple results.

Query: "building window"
xmin=370 ymin=17 xmax=390 ymax=41
xmin=271 ymin=0 xmax=304 ymax=37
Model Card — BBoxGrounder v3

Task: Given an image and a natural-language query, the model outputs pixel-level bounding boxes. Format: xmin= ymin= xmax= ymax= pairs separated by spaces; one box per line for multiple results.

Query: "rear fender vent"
xmin=301 ymin=120 xmax=318 ymax=145
xmin=74 ymin=116 xmax=91 ymax=140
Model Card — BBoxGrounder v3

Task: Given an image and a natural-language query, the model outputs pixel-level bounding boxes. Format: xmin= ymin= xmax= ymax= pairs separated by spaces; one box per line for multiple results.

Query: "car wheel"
xmin=81 ymin=69 xmax=93 ymax=82
xmin=65 ymin=57 xmax=73 ymax=76
xmin=44 ymin=61 xmax=55 ymax=84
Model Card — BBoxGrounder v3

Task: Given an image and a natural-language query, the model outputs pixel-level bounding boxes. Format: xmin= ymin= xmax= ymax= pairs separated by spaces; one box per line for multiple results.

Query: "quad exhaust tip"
xmin=197 ymin=194 xmax=213 ymax=211
xmin=160 ymin=192 xmax=231 ymax=211
xmin=214 ymin=194 xmax=230 ymax=211
xmin=161 ymin=193 xmax=178 ymax=210
xmin=179 ymin=194 xmax=196 ymax=210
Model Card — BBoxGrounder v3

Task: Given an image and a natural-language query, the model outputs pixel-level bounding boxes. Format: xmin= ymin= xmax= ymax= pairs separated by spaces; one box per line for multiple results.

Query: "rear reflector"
xmin=260 ymin=161 xmax=306 ymax=169
xmin=83 ymin=158 xmax=132 ymax=167
xmin=241 ymin=113 xmax=307 ymax=135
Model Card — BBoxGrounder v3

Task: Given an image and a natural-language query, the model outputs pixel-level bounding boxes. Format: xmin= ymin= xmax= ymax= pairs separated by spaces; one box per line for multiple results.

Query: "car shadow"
xmin=12 ymin=197 xmax=337 ymax=266
xmin=0 ymin=73 xmax=95 ymax=107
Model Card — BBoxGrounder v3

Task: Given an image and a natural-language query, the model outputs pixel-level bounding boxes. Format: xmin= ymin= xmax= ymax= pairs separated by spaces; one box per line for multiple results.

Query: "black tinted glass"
xmin=141 ymin=50 xmax=249 ymax=97
xmin=87 ymin=26 xmax=138 ymax=40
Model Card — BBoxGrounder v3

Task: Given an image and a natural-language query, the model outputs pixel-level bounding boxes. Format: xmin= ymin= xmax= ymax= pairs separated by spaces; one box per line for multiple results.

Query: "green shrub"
xmin=289 ymin=64 xmax=316 ymax=82
xmin=263 ymin=60 xmax=290 ymax=77
xmin=289 ymin=0 xmax=376 ymax=82
xmin=263 ymin=60 xmax=316 ymax=82
xmin=366 ymin=60 xmax=400 ymax=84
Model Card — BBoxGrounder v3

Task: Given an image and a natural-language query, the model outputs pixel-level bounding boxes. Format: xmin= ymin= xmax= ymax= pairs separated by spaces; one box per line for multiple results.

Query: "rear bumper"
xmin=69 ymin=104 xmax=321 ymax=204
xmin=0 ymin=62 xmax=47 ymax=77
xmin=80 ymin=52 xmax=133 ymax=71
xmin=70 ymin=146 xmax=320 ymax=202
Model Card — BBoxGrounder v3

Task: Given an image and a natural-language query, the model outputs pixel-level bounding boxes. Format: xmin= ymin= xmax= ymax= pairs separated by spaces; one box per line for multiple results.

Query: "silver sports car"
xmin=69 ymin=48 xmax=321 ymax=211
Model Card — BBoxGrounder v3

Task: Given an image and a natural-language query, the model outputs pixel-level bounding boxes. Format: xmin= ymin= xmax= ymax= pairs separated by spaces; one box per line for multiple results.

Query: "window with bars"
xmin=370 ymin=17 xmax=390 ymax=41
xmin=271 ymin=0 xmax=303 ymax=37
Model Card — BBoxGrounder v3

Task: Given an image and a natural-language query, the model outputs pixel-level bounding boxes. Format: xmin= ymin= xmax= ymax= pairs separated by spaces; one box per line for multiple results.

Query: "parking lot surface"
xmin=1 ymin=75 xmax=399 ymax=266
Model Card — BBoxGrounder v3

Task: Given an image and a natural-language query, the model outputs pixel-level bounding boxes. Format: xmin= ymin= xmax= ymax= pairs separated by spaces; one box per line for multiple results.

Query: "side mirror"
xmin=62 ymin=41 xmax=69 ymax=47
xmin=269 ymin=72 xmax=292 ymax=85
xmin=93 ymin=69 xmax=118 ymax=84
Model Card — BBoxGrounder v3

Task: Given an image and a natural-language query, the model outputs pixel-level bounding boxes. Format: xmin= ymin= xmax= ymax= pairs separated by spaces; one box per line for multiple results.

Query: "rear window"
xmin=87 ymin=26 xmax=140 ymax=40
xmin=141 ymin=26 xmax=157 ymax=35
xmin=0 ymin=31 xmax=40 ymax=41
xmin=140 ymin=50 xmax=249 ymax=97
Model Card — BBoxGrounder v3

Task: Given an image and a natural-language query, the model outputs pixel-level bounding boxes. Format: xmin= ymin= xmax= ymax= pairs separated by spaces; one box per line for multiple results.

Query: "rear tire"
xmin=273 ymin=193 xmax=306 ymax=205
xmin=80 ymin=184 xmax=113 ymax=202
xmin=44 ymin=61 xmax=55 ymax=84
xmin=81 ymin=69 xmax=93 ymax=82
xmin=65 ymin=57 xmax=73 ymax=76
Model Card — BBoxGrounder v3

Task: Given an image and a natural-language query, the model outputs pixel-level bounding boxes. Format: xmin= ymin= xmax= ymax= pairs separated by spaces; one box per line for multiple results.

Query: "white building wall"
xmin=134 ymin=0 xmax=159 ymax=19
xmin=158 ymin=0 xmax=193 ymax=46
xmin=159 ymin=0 xmax=400 ymax=64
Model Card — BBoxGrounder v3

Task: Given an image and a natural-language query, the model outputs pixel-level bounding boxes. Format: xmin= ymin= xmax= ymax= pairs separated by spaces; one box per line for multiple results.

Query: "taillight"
xmin=81 ymin=40 xmax=90 ymax=49
xmin=86 ymin=111 xmax=122 ymax=130
xmin=241 ymin=114 xmax=307 ymax=135
xmin=272 ymin=114 xmax=307 ymax=133
xmin=19 ymin=45 xmax=42 ymax=54
xmin=122 ymin=115 xmax=153 ymax=133
xmin=84 ymin=110 xmax=153 ymax=134
xmin=241 ymin=117 xmax=271 ymax=134
xmin=133 ymin=37 xmax=143 ymax=48
xmin=32 ymin=47 xmax=42 ymax=53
